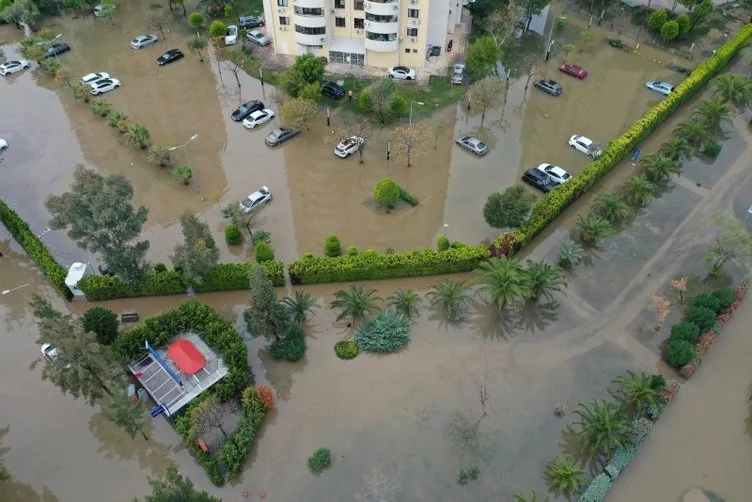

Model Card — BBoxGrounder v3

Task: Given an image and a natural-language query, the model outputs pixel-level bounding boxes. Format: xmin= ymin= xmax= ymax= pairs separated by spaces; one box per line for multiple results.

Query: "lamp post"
xmin=169 ymin=133 xmax=200 ymax=194
xmin=409 ymin=101 xmax=424 ymax=127
xmin=544 ymin=17 xmax=566 ymax=61
xmin=2 ymin=283 xmax=30 ymax=295
xmin=442 ymin=223 xmax=449 ymax=237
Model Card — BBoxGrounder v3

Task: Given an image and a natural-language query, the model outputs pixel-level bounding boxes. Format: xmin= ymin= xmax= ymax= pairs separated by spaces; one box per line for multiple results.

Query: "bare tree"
xmin=326 ymin=118 xmax=373 ymax=164
xmin=470 ymin=76 xmax=505 ymax=127
xmin=485 ymin=0 xmax=519 ymax=46
xmin=473 ymin=357 xmax=491 ymax=418
xmin=355 ymin=466 xmax=400 ymax=502
xmin=217 ymin=46 xmax=245 ymax=101
xmin=190 ymin=395 xmax=239 ymax=439
xmin=148 ymin=6 xmax=170 ymax=41
xmin=222 ymin=202 xmax=264 ymax=237
xmin=390 ymin=123 xmax=431 ymax=168
xmin=433 ymin=122 xmax=446 ymax=150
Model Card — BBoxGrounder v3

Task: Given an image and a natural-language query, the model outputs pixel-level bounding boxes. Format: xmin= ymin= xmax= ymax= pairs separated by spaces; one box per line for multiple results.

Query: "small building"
xmin=128 ymin=332 xmax=228 ymax=417
xmin=65 ymin=262 xmax=94 ymax=298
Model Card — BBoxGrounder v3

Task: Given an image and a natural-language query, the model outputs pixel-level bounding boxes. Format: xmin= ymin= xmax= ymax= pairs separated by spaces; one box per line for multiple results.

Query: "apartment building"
xmin=261 ymin=0 xmax=463 ymax=70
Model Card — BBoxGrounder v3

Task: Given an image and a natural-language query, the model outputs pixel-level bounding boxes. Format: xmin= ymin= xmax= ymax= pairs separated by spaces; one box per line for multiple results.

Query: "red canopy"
xmin=167 ymin=339 xmax=206 ymax=375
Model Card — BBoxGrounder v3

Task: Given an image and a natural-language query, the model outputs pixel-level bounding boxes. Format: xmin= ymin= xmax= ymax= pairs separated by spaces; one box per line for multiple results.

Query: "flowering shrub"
xmin=647 ymin=403 xmax=663 ymax=420
xmin=663 ymin=379 xmax=681 ymax=404
xmin=695 ymin=331 xmax=717 ymax=357
xmin=610 ymin=443 xmax=639 ymax=472
xmin=628 ymin=418 xmax=652 ymax=444
xmin=715 ymin=311 xmax=733 ymax=326
xmin=256 ymin=384 xmax=275 ymax=410
xmin=679 ymin=363 xmax=696 ymax=378
xmin=579 ymin=473 xmax=612 ymax=502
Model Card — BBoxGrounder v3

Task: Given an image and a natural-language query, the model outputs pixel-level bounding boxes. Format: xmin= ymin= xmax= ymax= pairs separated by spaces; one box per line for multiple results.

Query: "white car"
xmin=130 ymin=34 xmax=158 ymax=50
xmin=41 ymin=343 xmax=59 ymax=361
xmin=645 ymin=80 xmax=673 ymax=96
xmin=90 ymin=78 xmax=121 ymax=95
xmin=240 ymin=186 xmax=272 ymax=213
xmin=535 ymin=163 xmax=571 ymax=185
xmin=225 ymin=25 xmax=238 ymax=45
xmin=243 ymin=108 xmax=275 ymax=129
xmin=568 ymin=134 xmax=603 ymax=159
xmin=0 ymin=59 xmax=31 ymax=76
xmin=387 ymin=66 xmax=417 ymax=80
xmin=80 ymin=71 xmax=110 ymax=85
xmin=0 ymin=138 xmax=8 ymax=151
xmin=334 ymin=136 xmax=365 ymax=158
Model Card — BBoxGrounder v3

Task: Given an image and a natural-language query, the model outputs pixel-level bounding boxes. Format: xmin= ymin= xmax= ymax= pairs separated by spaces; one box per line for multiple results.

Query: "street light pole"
xmin=2 ymin=283 xmax=30 ymax=295
xmin=168 ymin=133 xmax=200 ymax=194
xmin=544 ymin=17 xmax=565 ymax=61
xmin=409 ymin=101 xmax=424 ymax=127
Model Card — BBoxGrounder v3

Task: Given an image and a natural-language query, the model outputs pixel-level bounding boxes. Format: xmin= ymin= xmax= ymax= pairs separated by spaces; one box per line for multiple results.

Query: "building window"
xmin=335 ymin=0 xmax=345 ymax=8
xmin=406 ymin=27 xmax=418 ymax=37
xmin=294 ymin=6 xmax=323 ymax=15
xmin=295 ymin=25 xmax=326 ymax=35
xmin=279 ymin=16 xmax=290 ymax=25
xmin=354 ymin=0 xmax=364 ymax=10
xmin=335 ymin=17 xmax=346 ymax=27
xmin=412 ymin=49 xmax=418 ymax=53
xmin=277 ymin=0 xmax=288 ymax=6
xmin=407 ymin=8 xmax=419 ymax=18
xmin=404 ymin=48 xmax=410 ymax=53
xmin=354 ymin=18 xmax=364 ymax=29
xmin=365 ymin=13 xmax=398 ymax=22
xmin=365 ymin=31 xmax=397 ymax=41
xmin=329 ymin=51 xmax=365 ymax=66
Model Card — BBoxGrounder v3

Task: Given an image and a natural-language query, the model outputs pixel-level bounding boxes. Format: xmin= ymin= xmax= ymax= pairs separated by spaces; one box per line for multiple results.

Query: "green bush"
xmin=347 ymin=245 xmax=358 ymax=256
xmin=648 ymin=8 xmax=668 ymax=29
xmin=153 ymin=262 xmax=167 ymax=273
xmin=691 ymin=292 xmax=721 ymax=313
xmin=685 ymin=305 xmax=716 ymax=331
xmin=354 ymin=310 xmax=410 ymax=353
xmin=324 ymin=233 xmax=342 ymax=257
xmin=251 ymin=230 xmax=271 ymax=246
xmin=288 ymin=245 xmax=491 ymax=285
xmin=254 ymin=241 xmax=275 ymax=262
xmin=195 ymin=262 xmax=284 ymax=292
xmin=450 ymin=241 xmax=467 ymax=248
xmin=712 ymin=287 xmax=735 ymax=311
xmin=579 ymin=473 xmax=612 ymax=502
xmin=437 ymin=234 xmax=450 ymax=251
xmin=399 ymin=188 xmax=419 ymax=206
xmin=0 ymin=200 xmax=71 ymax=299
xmin=608 ymin=38 xmax=624 ymax=48
xmin=665 ymin=338 xmax=695 ymax=368
xmin=669 ymin=321 xmax=700 ymax=344
xmin=224 ymin=224 xmax=242 ymax=245
xmin=334 ymin=340 xmax=359 ymax=359
xmin=704 ymin=139 xmax=722 ymax=157
xmin=307 ymin=448 xmax=332 ymax=472
xmin=82 ymin=306 xmax=120 ymax=345
xmin=491 ymin=25 xmax=752 ymax=257
xmin=268 ymin=325 xmax=307 ymax=362
xmin=374 ymin=178 xmax=401 ymax=208
xmin=660 ymin=20 xmax=680 ymax=41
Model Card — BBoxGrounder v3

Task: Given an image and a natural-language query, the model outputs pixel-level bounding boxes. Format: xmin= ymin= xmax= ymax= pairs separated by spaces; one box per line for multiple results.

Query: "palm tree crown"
xmin=513 ymin=490 xmax=550 ymax=502
xmin=387 ymin=288 xmax=422 ymax=319
xmin=330 ymin=284 xmax=381 ymax=326
xmin=712 ymin=74 xmax=752 ymax=108
xmin=591 ymin=193 xmax=632 ymax=225
xmin=673 ymin=120 xmax=710 ymax=145
xmin=659 ymin=136 xmax=693 ymax=161
xmin=474 ymin=257 xmax=530 ymax=310
xmin=281 ymin=290 xmax=317 ymax=325
xmin=621 ymin=175 xmax=655 ymax=206
xmin=573 ymin=399 xmax=630 ymax=463
xmin=611 ymin=370 xmax=664 ymax=418
xmin=426 ymin=278 xmax=472 ymax=322
xmin=544 ymin=455 xmax=587 ymax=496
xmin=691 ymin=98 xmax=732 ymax=132
xmin=524 ymin=260 xmax=567 ymax=303
xmin=575 ymin=215 xmax=613 ymax=244
xmin=640 ymin=153 xmax=681 ymax=182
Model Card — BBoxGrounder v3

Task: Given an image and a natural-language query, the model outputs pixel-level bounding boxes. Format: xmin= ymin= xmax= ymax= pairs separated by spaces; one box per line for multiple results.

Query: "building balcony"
xmin=295 ymin=29 xmax=327 ymax=46
xmin=294 ymin=14 xmax=326 ymax=28
xmin=292 ymin=0 xmax=326 ymax=8
xmin=364 ymin=0 xmax=400 ymax=16
xmin=364 ymin=32 xmax=398 ymax=52
xmin=364 ymin=20 xmax=399 ymax=34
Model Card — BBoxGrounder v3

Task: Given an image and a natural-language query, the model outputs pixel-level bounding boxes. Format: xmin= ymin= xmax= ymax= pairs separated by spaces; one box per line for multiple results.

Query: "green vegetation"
xmin=137 ymin=466 xmax=220 ymax=501
xmin=457 ymin=465 xmax=480 ymax=486
xmin=387 ymin=288 xmax=422 ymax=319
xmin=82 ymin=306 xmax=120 ymax=345
xmin=324 ymin=233 xmax=342 ymax=257
xmin=544 ymin=455 xmax=586 ymax=496
xmin=426 ymin=278 xmax=472 ymax=323
xmin=254 ymin=241 xmax=275 ymax=262
xmin=484 ymin=186 xmax=533 ymax=229
xmin=307 ymin=448 xmax=332 ymax=472
xmin=354 ymin=310 xmax=410 ymax=353
xmin=224 ymin=223 xmax=242 ymax=244
xmin=330 ymin=284 xmax=382 ymax=327
xmin=334 ymin=340 xmax=359 ymax=360
xmin=374 ymin=178 xmax=401 ymax=208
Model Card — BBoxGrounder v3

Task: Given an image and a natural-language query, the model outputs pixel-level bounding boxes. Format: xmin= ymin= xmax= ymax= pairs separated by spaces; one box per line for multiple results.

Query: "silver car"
xmin=240 ymin=186 xmax=272 ymax=213
xmin=451 ymin=63 xmax=465 ymax=85
xmin=131 ymin=34 xmax=158 ymax=50
xmin=246 ymin=29 xmax=270 ymax=46
xmin=645 ymin=80 xmax=674 ymax=96
xmin=455 ymin=135 xmax=488 ymax=156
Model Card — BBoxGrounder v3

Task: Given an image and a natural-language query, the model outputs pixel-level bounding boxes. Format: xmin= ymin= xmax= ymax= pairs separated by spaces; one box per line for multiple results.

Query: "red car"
xmin=559 ymin=64 xmax=588 ymax=79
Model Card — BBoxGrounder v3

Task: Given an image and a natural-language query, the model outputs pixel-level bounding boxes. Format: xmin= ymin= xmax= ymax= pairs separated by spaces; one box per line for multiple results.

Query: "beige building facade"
xmin=261 ymin=0 xmax=463 ymax=70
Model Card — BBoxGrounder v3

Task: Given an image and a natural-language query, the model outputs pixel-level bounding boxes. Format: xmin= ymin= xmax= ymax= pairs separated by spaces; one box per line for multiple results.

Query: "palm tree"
xmin=673 ymin=120 xmax=711 ymax=145
xmin=591 ymin=193 xmax=632 ymax=225
xmin=474 ymin=257 xmax=529 ymax=310
xmin=147 ymin=145 xmax=173 ymax=167
xmin=712 ymin=74 xmax=752 ymax=108
xmin=544 ymin=455 xmax=587 ymax=497
xmin=621 ymin=175 xmax=655 ymax=206
xmin=659 ymin=136 xmax=693 ymax=161
xmin=513 ymin=490 xmax=550 ymax=502
xmin=387 ymin=289 xmax=422 ymax=319
xmin=558 ymin=241 xmax=584 ymax=269
xmin=640 ymin=153 xmax=681 ymax=182
xmin=89 ymin=98 xmax=112 ymax=118
xmin=72 ymin=83 xmax=91 ymax=104
xmin=575 ymin=215 xmax=612 ymax=244
xmin=186 ymin=34 xmax=208 ymax=61
xmin=281 ymin=290 xmax=317 ymax=325
xmin=691 ymin=99 xmax=732 ymax=132
xmin=107 ymin=110 xmax=128 ymax=131
xmin=330 ymin=284 xmax=381 ymax=327
xmin=573 ymin=399 xmax=630 ymax=464
xmin=611 ymin=370 xmax=664 ymax=418
xmin=426 ymin=278 xmax=472 ymax=323
xmin=125 ymin=123 xmax=152 ymax=149
xmin=524 ymin=260 xmax=567 ymax=303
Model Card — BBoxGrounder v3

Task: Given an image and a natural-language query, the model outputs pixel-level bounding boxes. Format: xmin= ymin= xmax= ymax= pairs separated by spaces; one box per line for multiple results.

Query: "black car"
xmin=321 ymin=81 xmax=345 ymax=99
xmin=238 ymin=15 xmax=264 ymax=28
xmin=522 ymin=169 xmax=558 ymax=193
xmin=231 ymin=99 xmax=265 ymax=121
xmin=45 ymin=43 xmax=71 ymax=58
xmin=534 ymin=79 xmax=562 ymax=96
xmin=265 ymin=127 xmax=298 ymax=147
xmin=156 ymin=49 xmax=184 ymax=66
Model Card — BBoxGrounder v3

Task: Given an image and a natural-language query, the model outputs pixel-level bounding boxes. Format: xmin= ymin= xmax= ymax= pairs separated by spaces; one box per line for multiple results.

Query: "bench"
xmin=120 ymin=312 xmax=140 ymax=323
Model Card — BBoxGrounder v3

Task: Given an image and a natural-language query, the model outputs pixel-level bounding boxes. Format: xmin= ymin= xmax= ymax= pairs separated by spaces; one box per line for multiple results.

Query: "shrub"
xmin=450 ymin=241 xmax=467 ymax=248
xmin=679 ymin=363 xmax=696 ymax=378
xmin=188 ymin=11 xmax=203 ymax=27
xmin=224 ymin=224 xmax=242 ymax=245
xmin=648 ymin=8 xmax=668 ymax=29
xmin=457 ymin=465 xmax=480 ymax=485
xmin=627 ymin=417 xmax=652 ymax=444
xmin=691 ymin=292 xmax=721 ymax=313
xmin=288 ymin=245 xmax=491 ymax=284
xmin=347 ymin=245 xmax=358 ymax=256
xmin=609 ymin=443 xmax=639 ymax=472
xmin=670 ymin=321 xmax=700 ymax=344
xmin=82 ymin=306 xmax=120 ymax=345
xmin=685 ymin=306 xmax=716 ymax=332
xmin=712 ymin=287 xmax=735 ymax=310
xmin=695 ymin=330 xmax=717 ymax=357
xmin=307 ymin=448 xmax=332 ymax=472
xmin=704 ymin=139 xmax=722 ymax=157
xmin=399 ymin=187 xmax=419 ymax=206
xmin=608 ymin=38 xmax=624 ymax=48
xmin=354 ymin=310 xmax=410 ymax=353
xmin=268 ymin=324 xmax=307 ymax=362
xmin=171 ymin=164 xmax=193 ymax=184
xmin=676 ymin=13 xmax=690 ymax=34
xmin=334 ymin=340 xmax=359 ymax=359
xmin=579 ymin=473 xmax=612 ymax=502
xmin=374 ymin=178 xmax=401 ymax=208
xmin=89 ymin=98 xmax=112 ymax=118
xmin=324 ymin=233 xmax=342 ymax=257
xmin=666 ymin=338 xmax=695 ymax=368
xmin=660 ymin=20 xmax=680 ymax=42
xmin=208 ymin=20 xmax=227 ymax=38
xmin=223 ymin=4 xmax=233 ymax=17
xmin=437 ymin=234 xmax=450 ymax=251
xmin=256 ymin=384 xmax=275 ymax=409
xmin=254 ymin=241 xmax=275 ymax=262
xmin=664 ymin=379 xmax=681 ymax=403
xmin=154 ymin=262 xmax=167 ymax=273
xmin=558 ymin=241 xmax=584 ymax=268
xmin=251 ymin=230 xmax=271 ymax=246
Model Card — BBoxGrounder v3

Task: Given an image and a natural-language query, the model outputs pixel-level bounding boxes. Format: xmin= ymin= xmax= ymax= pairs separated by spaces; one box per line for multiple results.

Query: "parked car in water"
xmin=243 ymin=109 xmax=275 ymax=129
xmin=534 ymin=79 xmax=562 ymax=96
xmin=387 ymin=66 xmax=417 ymax=80
xmin=0 ymin=138 xmax=8 ymax=151
xmin=265 ymin=128 xmax=298 ymax=147
xmin=225 ymin=25 xmax=239 ymax=45
xmin=568 ymin=134 xmax=603 ymax=159
xmin=45 ymin=43 xmax=71 ymax=58
xmin=522 ymin=168 xmax=558 ymax=193
xmin=156 ymin=48 xmax=184 ymax=66
xmin=80 ymin=71 xmax=110 ymax=84
xmin=455 ymin=135 xmax=488 ymax=156
xmin=130 ymin=34 xmax=158 ymax=49
xmin=451 ymin=63 xmax=465 ymax=85
xmin=90 ymin=78 xmax=121 ymax=95
xmin=334 ymin=136 xmax=365 ymax=158
xmin=0 ymin=59 xmax=31 ymax=76
xmin=535 ymin=163 xmax=571 ymax=185
xmin=246 ymin=29 xmax=270 ymax=46
xmin=321 ymin=81 xmax=345 ymax=99
xmin=238 ymin=14 xmax=264 ymax=28
xmin=231 ymin=99 xmax=265 ymax=121
xmin=41 ymin=343 xmax=59 ymax=361
xmin=240 ymin=186 xmax=272 ymax=213
xmin=559 ymin=64 xmax=588 ymax=79
xmin=645 ymin=80 xmax=674 ymax=96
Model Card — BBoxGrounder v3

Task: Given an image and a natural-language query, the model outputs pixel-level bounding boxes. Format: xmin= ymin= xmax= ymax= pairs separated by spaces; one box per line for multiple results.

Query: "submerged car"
xmin=80 ymin=71 xmax=110 ymax=85
xmin=90 ymin=78 xmax=120 ymax=95
xmin=568 ymin=134 xmax=603 ymax=159
xmin=522 ymin=169 xmax=558 ymax=193
xmin=243 ymin=109 xmax=275 ymax=129
xmin=231 ymin=99 xmax=264 ymax=121
xmin=559 ymin=64 xmax=588 ymax=79
xmin=455 ymin=135 xmax=488 ymax=156
xmin=45 ymin=43 xmax=71 ymax=58
xmin=534 ymin=79 xmax=562 ymax=96
xmin=0 ymin=138 xmax=8 ymax=151
xmin=238 ymin=14 xmax=264 ymax=28
xmin=156 ymin=48 xmax=184 ymax=66
xmin=131 ymin=34 xmax=158 ymax=49
xmin=321 ymin=81 xmax=345 ymax=99
xmin=0 ymin=59 xmax=31 ymax=76
xmin=246 ymin=29 xmax=270 ymax=46
xmin=645 ymin=80 xmax=674 ymax=96
xmin=41 ymin=343 xmax=59 ymax=361
xmin=387 ymin=66 xmax=417 ymax=80
xmin=334 ymin=136 xmax=365 ymax=158
xmin=240 ymin=186 xmax=272 ymax=213
xmin=264 ymin=128 xmax=298 ymax=147
xmin=225 ymin=25 xmax=239 ymax=45
xmin=535 ymin=163 xmax=571 ymax=185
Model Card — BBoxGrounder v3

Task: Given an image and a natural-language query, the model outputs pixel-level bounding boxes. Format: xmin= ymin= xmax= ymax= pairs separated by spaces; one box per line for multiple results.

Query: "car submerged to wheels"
xmin=645 ymin=80 xmax=674 ymax=96
xmin=156 ymin=49 xmax=183 ymax=66
xmin=240 ymin=186 xmax=272 ymax=213
xmin=522 ymin=168 xmax=558 ymax=193
xmin=334 ymin=136 xmax=365 ymax=158
xmin=535 ymin=163 xmax=571 ymax=185
xmin=80 ymin=71 xmax=110 ymax=84
xmin=265 ymin=128 xmax=298 ymax=147
xmin=231 ymin=99 xmax=264 ymax=121
xmin=534 ymin=79 xmax=562 ymax=96
xmin=131 ymin=34 xmax=158 ymax=49
xmin=90 ymin=78 xmax=120 ymax=95
xmin=0 ymin=59 xmax=31 ymax=76
xmin=455 ymin=135 xmax=488 ymax=156
xmin=243 ymin=109 xmax=275 ymax=129
xmin=568 ymin=134 xmax=603 ymax=159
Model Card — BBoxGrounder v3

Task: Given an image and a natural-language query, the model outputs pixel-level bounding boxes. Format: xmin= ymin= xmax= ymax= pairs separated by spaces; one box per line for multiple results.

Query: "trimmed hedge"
xmin=399 ymin=188 xmax=419 ymax=206
xmin=0 ymin=200 xmax=72 ymax=300
xmin=493 ymin=24 xmax=752 ymax=256
xmin=288 ymin=245 xmax=491 ymax=285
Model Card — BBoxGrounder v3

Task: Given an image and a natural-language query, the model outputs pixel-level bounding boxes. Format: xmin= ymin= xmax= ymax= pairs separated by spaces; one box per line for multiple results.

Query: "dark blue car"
xmin=321 ymin=81 xmax=345 ymax=100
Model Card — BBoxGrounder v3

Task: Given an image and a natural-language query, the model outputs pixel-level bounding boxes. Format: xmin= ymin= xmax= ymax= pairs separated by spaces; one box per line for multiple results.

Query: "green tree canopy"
xmin=466 ymin=36 xmax=501 ymax=81
xmin=171 ymin=212 xmax=220 ymax=284
xmin=483 ymin=185 xmax=533 ymax=229
xmin=244 ymin=266 xmax=289 ymax=341
xmin=137 ymin=466 xmax=221 ymax=502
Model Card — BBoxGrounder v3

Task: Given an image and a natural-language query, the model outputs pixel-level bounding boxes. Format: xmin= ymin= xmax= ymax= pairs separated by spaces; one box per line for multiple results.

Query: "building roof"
xmin=167 ymin=339 xmax=206 ymax=375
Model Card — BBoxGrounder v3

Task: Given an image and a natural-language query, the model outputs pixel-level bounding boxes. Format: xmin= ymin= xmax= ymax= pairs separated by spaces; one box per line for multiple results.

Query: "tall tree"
xmin=521 ymin=0 xmax=548 ymax=31
xmin=483 ymin=185 xmax=533 ymax=229
xmin=186 ymin=34 xmax=208 ymax=61
xmin=690 ymin=99 xmax=732 ymax=132
xmin=31 ymin=295 xmax=124 ymax=404
xmin=137 ymin=466 xmax=221 ymax=502
xmin=659 ymin=136 xmax=693 ymax=161
xmin=171 ymin=212 xmax=220 ymax=284
xmin=611 ymin=370 xmax=663 ymax=419
xmin=104 ymin=388 xmax=150 ymax=440
xmin=0 ymin=0 xmax=40 ymax=27
xmin=470 ymin=76 xmax=505 ymax=126
xmin=474 ymin=257 xmax=529 ymax=310
xmin=573 ymin=399 xmax=630 ymax=465
xmin=640 ymin=153 xmax=681 ymax=182
xmin=244 ymin=266 xmax=289 ymax=341
xmin=621 ymin=175 xmax=655 ymax=206
xmin=280 ymin=97 xmax=319 ymax=131
xmin=190 ymin=395 xmax=238 ymax=439
xmin=389 ymin=123 xmax=431 ymax=167
xmin=360 ymin=78 xmax=396 ymax=123
xmin=327 ymin=118 xmax=373 ymax=164
xmin=466 ymin=36 xmax=501 ymax=81
xmin=591 ymin=193 xmax=632 ymax=224
xmin=46 ymin=167 xmax=150 ymax=281
xmin=704 ymin=212 xmax=752 ymax=276
xmin=712 ymin=74 xmax=752 ymax=108
xmin=221 ymin=202 xmax=263 ymax=238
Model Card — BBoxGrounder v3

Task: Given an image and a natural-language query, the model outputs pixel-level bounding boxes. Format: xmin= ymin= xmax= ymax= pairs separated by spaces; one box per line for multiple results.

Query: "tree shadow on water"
xmin=445 ymin=411 xmax=496 ymax=464
xmin=0 ymin=426 xmax=59 ymax=501
xmin=470 ymin=300 xmax=560 ymax=340
xmin=558 ymin=423 xmax=603 ymax=475
xmin=516 ymin=301 xmax=560 ymax=334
